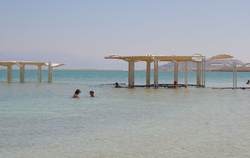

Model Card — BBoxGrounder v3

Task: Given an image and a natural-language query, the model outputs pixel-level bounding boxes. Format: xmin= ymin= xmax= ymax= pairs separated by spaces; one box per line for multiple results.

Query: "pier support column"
xmin=201 ymin=57 xmax=206 ymax=87
xmin=20 ymin=65 xmax=25 ymax=83
xmin=128 ymin=61 xmax=135 ymax=87
xmin=174 ymin=62 xmax=178 ymax=83
xmin=48 ymin=62 xmax=53 ymax=83
xmin=154 ymin=59 xmax=158 ymax=88
xmin=146 ymin=61 xmax=151 ymax=87
xmin=7 ymin=65 xmax=13 ymax=83
xmin=38 ymin=65 xmax=42 ymax=82
xmin=196 ymin=62 xmax=202 ymax=87
xmin=232 ymin=61 xmax=237 ymax=89
xmin=185 ymin=61 xmax=188 ymax=87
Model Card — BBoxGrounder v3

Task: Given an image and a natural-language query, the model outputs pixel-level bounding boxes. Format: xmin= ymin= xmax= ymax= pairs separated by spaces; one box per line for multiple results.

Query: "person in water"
xmin=173 ymin=81 xmax=178 ymax=88
xmin=167 ymin=81 xmax=179 ymax=88
xmin=89 ymin=91 xmax=95 ymax=97
xmin=115 ymin=82 xmax=121 ymax=88
xmin=72 ymin=89 xmax=81 ymax=98
xmin=246 ymin=80 xmax=250 ymax=84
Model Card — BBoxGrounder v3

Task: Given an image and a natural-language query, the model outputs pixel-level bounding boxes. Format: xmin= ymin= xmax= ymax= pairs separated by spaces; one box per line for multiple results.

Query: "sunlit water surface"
xmin=0 ymin=70 xmax=250 ymax=158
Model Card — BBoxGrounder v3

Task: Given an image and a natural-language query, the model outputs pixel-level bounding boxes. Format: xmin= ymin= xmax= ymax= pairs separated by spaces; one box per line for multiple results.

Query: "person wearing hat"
xmin=72 ymin=89 xmax=81 ymax=98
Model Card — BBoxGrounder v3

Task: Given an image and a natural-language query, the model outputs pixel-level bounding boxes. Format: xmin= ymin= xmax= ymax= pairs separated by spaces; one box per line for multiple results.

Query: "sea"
xmin=0 ymin=70 xmax=250 ymax=158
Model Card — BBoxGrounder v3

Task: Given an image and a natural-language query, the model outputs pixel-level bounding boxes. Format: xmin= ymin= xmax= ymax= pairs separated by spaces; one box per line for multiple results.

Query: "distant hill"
xmin=158 ymin=59 xmax=250 ymax=71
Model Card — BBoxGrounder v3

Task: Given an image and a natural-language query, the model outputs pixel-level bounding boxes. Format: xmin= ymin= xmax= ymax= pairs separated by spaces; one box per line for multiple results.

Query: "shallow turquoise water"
xmin=0 ymin=70 xmax=250 ymax=157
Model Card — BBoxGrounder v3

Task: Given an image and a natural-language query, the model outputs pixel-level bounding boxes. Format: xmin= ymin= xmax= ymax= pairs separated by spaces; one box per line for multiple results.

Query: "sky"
xmin=1 ymin=0 xmax=250 ymax=70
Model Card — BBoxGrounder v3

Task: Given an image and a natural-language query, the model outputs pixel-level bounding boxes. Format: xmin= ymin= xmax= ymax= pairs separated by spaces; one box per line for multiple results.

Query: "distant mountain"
xmin=158 ymin=59 xmax=250 ymax=71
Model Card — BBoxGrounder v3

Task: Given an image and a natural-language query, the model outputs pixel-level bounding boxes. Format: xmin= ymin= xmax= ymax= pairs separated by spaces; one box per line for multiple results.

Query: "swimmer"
xmin=173 ymin=81 xmax=178 ymax=88
xmin=167 ymin=81 xmax=179 ymax=88
xmin=115 ymin=82 xmax=121 ymax=88
xmin=72 ymin=89 xmax=81 ymax=98
xmin=89 ymin=91 xmax=95 ymax=97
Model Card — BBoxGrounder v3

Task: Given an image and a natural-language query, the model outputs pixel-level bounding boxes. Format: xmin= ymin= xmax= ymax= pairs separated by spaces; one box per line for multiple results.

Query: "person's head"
xmin=75 ymin=89 xmax=81 ymax=94
xmin=115 ymin=82 xmax=121 ymax=88
xmin=89 ymin=91 xmax=94 ymax=97
xmin=174 ymin=81 xmax=177 ymax=84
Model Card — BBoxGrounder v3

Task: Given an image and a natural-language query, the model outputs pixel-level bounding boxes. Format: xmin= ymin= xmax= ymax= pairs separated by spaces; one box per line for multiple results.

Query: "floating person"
xmin=246 ymin=80 xmax=250 ymax=84
xmin=72 ymin=89 xmax=81 ymax=98
xmin=167 ymin=81 xmax=179 ymax=89
xmin=89 ymin=91 xmax=95 ymax=97
xmin=173 ymin=81 xmax=178 ymax=88
xmin=115 ymin=82 xmax=122 ymax=88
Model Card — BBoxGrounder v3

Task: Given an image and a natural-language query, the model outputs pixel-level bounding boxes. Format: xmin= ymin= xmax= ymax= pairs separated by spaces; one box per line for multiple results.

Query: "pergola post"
xmin=20 ymin=65 xmax=25 ymax=83
xmin=174 ymin=62 xmax=178 ymax=83
xmin=48 ymin=62 xmax=52 ymax=83
xmin=185 ymin=61 xmax=188 ymax=86
xmin=146 ymin=61 xmax=151 ymax=87
xmin=196 ymin=62 xmax=202 ymax=86
xmin=38 ymin=65 xmax=42 ymax=82
xmin=154 ymin=59 xmax=158 ymax=88
xmin=232 ymin=61 xmax=237 ymax=89
xmin=202 ymin=57 xmax=206 ymax=87
xmin=128 ymin=61 xmax=135 ymax=87
xmin=7 ymin=65 xmax=13 ymax=83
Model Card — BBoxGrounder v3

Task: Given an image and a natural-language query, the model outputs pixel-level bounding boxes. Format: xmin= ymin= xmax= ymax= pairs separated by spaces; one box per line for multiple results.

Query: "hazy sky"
xmin=1 ymin=0 xmax=250 ymax=70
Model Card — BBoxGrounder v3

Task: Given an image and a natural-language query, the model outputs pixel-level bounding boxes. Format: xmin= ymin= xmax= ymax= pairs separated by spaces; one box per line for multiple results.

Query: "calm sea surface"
xmin=0 ymin=70 xmax=250 ymax=158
